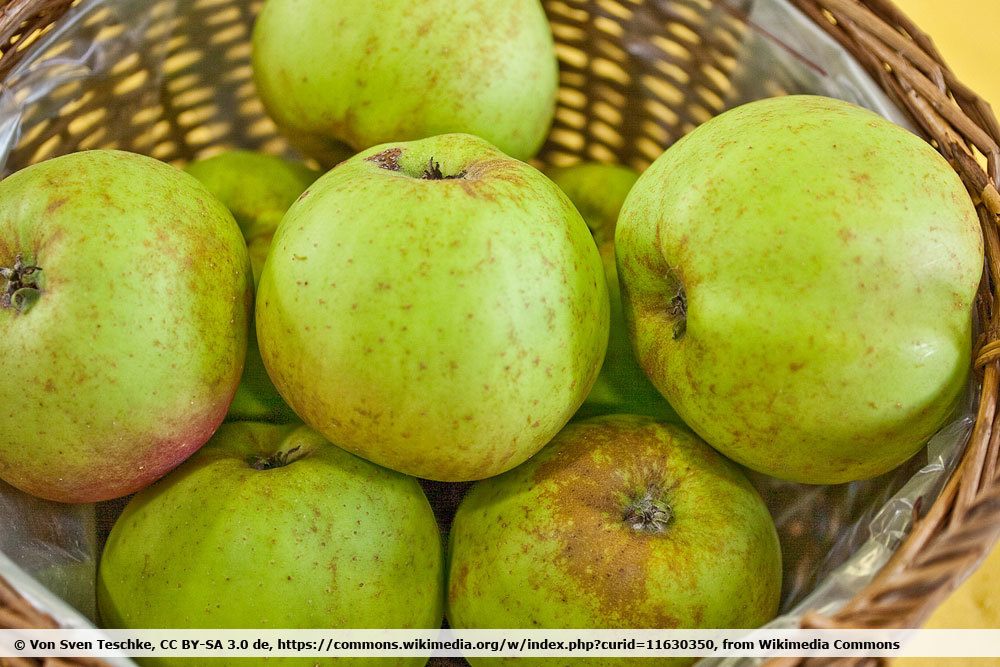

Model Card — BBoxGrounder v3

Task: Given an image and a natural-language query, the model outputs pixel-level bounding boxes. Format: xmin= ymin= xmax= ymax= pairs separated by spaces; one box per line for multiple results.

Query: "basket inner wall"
xmin=6 ymin=0 xmax=758 ymax=172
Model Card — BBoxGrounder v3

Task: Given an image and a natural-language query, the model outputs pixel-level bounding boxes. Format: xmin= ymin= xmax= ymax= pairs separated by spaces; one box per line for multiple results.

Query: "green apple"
xmin=547 ymin=163 xmax=681 ymax=423
xmin=98 ymin=422 xmax=443 ymax=667
xmin=0 ymin=150 xmax=251 ymax=503
xmin=616 ymin=95 xmax=983 ymax=484
xmin=184 ymin=151 xmax=320 ymax=280
xmin=251 ymin=0 xmax=558 ymax=163
xmin=186 ymin=151 xmax=321 ymax=423
xmin=256 ymin=133 xmax=609 ymax=481
xmin=447 ymin=415 xmax=782 ymax=667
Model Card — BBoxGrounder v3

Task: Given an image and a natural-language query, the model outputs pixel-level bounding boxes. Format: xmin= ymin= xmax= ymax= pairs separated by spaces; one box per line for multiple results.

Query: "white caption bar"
xmin=3 ymin=629 xmax=1000 ymax=658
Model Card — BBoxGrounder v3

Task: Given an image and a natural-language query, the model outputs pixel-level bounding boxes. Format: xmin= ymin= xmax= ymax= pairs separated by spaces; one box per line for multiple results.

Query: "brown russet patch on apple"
xmin=366 ymin=148 xmax=403 ymax=171
xmin=532 ymin=420 xmax=681 ymax=628
xmin=45 ymin=197 xmax=68 ymax=215
xmin=469 ymin=158 xmax=528 ymax=189
xmin=449 ymin=561 xmax=471 ymax=600
xmin=442 ymin=158 xmax=516 ymax=203
xmin=98 ymin=190 xmax=126 ymax=213
xmin=634 ymin=235 xmax=670 ymax=280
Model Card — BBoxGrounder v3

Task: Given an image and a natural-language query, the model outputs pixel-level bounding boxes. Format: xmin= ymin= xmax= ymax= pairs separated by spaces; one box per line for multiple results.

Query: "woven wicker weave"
xmin=0 ymin=574 xmax=106 ymax=667
xmin=1 ymin=1 xmax=999 ymax=667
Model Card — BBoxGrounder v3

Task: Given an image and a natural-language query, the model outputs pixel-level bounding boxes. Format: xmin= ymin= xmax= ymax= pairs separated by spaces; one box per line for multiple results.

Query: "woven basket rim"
xmin=1 ymin=1 xmax=999 ymax=666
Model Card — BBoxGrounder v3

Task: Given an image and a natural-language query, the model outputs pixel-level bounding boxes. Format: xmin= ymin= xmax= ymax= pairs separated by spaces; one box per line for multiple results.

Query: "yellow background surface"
xmin=894 ymin=0 xmax=1000 ymax=107
xmin=881 ymin=0 xmax=1000 ymax=657
xmin=892 ymin=543 xmax=1000 ymax=665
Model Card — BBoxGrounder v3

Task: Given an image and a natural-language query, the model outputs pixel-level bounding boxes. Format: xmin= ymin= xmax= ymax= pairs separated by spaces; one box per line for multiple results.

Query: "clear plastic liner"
xmin=0 ymin=0 xmax=175 ymax=172
xmin=0 ymin=0 xmax=978 ymax=662
xmin=0 ymin=481 xmax=97 ymax=620
xmin=726 ymin=0 xmax=914 ymax=129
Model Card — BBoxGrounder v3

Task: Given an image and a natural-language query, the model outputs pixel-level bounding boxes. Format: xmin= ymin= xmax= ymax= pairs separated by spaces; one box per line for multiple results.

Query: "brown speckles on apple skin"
xmin=257 ymin=135 xmax=606 ymax=484
xmin=45 ymin=197 xmax=69 ymax=215
xmin=620 ymin=97 xmax=983 ymax=486
xmin=101 ymin=424 xmax=442 ymax=629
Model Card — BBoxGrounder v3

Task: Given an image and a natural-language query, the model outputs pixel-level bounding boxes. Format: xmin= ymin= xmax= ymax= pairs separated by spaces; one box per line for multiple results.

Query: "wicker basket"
xmin=1 ymin=0 xmax=1000 ymax=666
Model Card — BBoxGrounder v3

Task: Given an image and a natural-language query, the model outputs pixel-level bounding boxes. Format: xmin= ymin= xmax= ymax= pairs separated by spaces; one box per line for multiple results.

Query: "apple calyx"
xmin=669 ymin=286 xmax=687 ymax=340
xmin=421 ymin=159 xmax=466 ymax=181
xmin=0 ymin=253 xmax=42 ymax=313
xmin=248 ymin=445 xmax=305 ymax=471
xmin=364 ymin=149 xmax=466 ymax=180
xmin=623 ymin=485 xmax=673 ymax=534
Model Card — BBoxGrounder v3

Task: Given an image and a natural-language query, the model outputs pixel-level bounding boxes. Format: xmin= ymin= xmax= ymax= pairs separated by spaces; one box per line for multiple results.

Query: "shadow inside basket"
xmin=0 ymin=0 xmax=980 ymax=665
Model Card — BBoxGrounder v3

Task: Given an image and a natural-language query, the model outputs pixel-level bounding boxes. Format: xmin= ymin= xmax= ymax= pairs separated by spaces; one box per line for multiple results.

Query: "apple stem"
xmin=623 ymin=486 xmax=673 ymax=534
xmin=669 ymin=286 xmax=687 ymax=340
xmin=0 ymin=253 xmax=42 ymax=313
xmin=248 ymin=445 xmax=303 ymax=470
